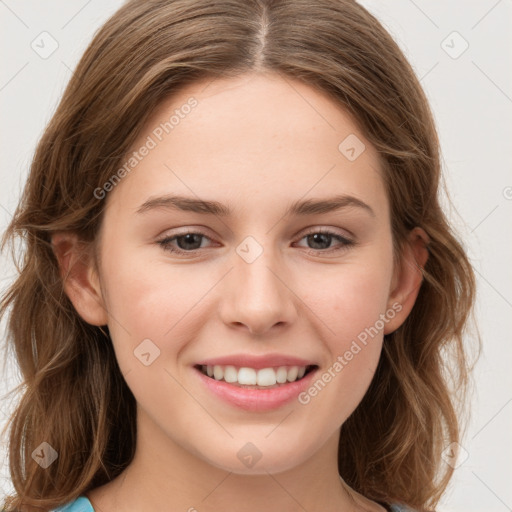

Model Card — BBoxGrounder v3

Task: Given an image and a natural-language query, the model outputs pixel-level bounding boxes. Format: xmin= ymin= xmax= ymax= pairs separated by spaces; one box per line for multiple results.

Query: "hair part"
xmin=1 ymin=1 xmax=479 ymax=510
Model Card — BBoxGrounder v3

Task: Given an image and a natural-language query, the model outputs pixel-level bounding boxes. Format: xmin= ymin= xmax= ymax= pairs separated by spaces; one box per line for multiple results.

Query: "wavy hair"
xmin=0 ymin=0 xmax=478 ymax=510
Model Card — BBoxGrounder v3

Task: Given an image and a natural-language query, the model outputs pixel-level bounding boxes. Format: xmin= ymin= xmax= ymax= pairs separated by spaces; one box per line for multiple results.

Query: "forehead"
xmin=104 ymin=72 xmax=387 ymax=221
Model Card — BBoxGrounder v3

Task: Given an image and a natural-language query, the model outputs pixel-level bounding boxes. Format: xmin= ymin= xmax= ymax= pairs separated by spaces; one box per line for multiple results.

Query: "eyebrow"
xmin=136 ymin=193 xmax=375 ymax=218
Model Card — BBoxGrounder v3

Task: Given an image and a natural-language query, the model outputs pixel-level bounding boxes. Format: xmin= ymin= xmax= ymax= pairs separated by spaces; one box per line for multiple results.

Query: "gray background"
xmin=1 ymin=1 xmax=511 ymax=511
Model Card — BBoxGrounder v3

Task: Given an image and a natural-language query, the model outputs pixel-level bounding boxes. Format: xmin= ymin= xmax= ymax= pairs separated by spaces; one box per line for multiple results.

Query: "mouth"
xmin=192 ymin=354 xmax=321 ymax=411
xmin=193 ymin=364 xmax=318 ymax=390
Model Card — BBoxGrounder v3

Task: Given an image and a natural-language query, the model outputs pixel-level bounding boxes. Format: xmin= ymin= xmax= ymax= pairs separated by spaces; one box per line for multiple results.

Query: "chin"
xmin=195 ymin=437 xmax=317 ymax=476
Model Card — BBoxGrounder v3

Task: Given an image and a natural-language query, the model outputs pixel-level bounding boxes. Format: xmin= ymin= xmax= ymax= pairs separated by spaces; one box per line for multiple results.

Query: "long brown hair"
xmin=1 ymin=1 xmax=479 ymax=510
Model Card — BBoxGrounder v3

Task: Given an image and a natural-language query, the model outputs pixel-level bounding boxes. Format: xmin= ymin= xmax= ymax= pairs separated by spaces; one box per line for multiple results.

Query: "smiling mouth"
xmin=194 ymin=364 xmax=318 ymax=389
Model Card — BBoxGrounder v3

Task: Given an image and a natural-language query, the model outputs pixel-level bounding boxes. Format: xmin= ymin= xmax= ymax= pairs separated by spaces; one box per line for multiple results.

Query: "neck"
xmin=87 ymin=407 xmax=386 ymax=512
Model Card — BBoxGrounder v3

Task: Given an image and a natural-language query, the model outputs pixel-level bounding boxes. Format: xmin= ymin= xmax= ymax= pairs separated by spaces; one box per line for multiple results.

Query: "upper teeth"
xmin=202 ymin=365 xmax=308 ymax=386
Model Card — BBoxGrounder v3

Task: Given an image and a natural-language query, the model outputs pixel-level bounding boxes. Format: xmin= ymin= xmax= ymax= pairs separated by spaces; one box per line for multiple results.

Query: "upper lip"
xmin=194 ymin=354 xmax=318 ymax=369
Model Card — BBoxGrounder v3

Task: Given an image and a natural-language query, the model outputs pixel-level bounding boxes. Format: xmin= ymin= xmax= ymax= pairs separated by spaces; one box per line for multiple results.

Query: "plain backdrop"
xmin=0 ymin=1 xmax=511 ymax=511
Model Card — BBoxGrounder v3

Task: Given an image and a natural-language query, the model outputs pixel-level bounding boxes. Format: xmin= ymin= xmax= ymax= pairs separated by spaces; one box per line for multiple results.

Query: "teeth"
xmin=287 ymin=366 xmax=298 ymax=382
xmin=200 ymin=364 xmax=310 ymax=386
xmin=224 ymin=365 xmax=238 ymax=383
xmin=276 ymin=367 xmax=288 ymax=383
xmin=213 ymin=365 xmax=224 ymax=380
xmin=238 ymin=367 xmax=257 ymax=385
xmin=257 ymin=368 xmax=276 ymax=386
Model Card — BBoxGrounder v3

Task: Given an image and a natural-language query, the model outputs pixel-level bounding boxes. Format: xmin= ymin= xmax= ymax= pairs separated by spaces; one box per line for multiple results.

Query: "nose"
xmin=218 ymin=246 xmax=298 ymax=336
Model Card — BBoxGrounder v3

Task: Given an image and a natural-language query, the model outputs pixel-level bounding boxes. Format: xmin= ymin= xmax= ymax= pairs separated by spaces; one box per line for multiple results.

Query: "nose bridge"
xmin=220 ymin=236 xmax=296 ymax=334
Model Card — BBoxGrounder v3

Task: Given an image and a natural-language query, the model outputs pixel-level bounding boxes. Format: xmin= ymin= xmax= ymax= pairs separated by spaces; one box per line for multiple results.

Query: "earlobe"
xmin=384 ymin=227 xmax=429 ymax=335
xmin=51 ymin=232 xmax=108 ymax=326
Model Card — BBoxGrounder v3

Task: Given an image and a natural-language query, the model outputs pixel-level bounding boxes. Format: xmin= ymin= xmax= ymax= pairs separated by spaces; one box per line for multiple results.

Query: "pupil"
xmin=178 ymin=234 xmax=202 ymax=250
xmin=308 ymin=233 xmax=330 ymax=249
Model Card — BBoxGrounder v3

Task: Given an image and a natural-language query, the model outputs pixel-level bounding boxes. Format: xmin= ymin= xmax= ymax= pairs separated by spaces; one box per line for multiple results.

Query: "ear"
xmin=51 ymin=232 xmax=108 ymax=326
xmin=384 ymin=227 xmax=429 ymax=335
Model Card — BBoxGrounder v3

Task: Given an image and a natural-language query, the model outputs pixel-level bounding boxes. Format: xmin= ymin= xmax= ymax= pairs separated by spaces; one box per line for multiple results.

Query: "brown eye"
xmin=295 ymin=229 xmax=354 ymax=254
xmin=157 ymin=231 xmax=212 ymax=255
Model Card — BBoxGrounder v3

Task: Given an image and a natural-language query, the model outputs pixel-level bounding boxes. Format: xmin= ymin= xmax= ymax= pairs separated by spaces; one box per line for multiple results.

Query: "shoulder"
xmin=50 ymin=496 xmax=94 ymax=512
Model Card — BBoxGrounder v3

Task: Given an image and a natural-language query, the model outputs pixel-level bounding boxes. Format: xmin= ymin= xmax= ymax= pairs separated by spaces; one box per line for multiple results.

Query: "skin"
xmin=52 ymin=71 xmax=428 ymax=512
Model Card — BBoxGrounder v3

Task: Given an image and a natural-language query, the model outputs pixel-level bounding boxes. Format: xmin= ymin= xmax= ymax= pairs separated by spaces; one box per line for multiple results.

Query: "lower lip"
xmin=194 ymin=367 xmax=318 ymax=412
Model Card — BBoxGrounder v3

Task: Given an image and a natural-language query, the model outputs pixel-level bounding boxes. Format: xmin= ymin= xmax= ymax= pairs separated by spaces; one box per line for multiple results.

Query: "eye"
xmin=157 ymin=231 xmax=214 ymax=255
xmin=294 ymin=228 xmax=355 ymax=255
xmin=156 ymin=228 xmax=355 ymax=257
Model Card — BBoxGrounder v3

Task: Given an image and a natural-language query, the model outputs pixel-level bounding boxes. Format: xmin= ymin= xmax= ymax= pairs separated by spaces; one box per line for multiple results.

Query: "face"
xmin=63 ymin=72 xmax=416 ymax=475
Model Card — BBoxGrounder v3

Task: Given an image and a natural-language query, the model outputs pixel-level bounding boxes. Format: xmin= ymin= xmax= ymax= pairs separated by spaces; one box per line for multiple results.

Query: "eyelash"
xmin=156 ymin=228 xmax=355 ymax=257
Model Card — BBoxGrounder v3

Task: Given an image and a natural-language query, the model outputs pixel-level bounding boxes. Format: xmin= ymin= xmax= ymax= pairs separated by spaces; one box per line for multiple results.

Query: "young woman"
xmin=0 ymin=1 xmax=477 ymax=511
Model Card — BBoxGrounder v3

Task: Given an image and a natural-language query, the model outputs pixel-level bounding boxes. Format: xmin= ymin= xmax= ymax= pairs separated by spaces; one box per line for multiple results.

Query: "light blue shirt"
xmin=51 ymin=496 xmax=94 ymax=512
xmin=50 ymin=496 xmax=418 ymax=511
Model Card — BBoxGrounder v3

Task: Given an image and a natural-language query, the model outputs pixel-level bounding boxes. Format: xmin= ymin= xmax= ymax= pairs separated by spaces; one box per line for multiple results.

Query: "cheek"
xmin=98 ymin=248 xmax=212 ymax=371
xmin=98 ymin=258 xmax=212 ymax=416
xmin=305 ymin=260 xmax=392 ymax=344
xmin=299 ymin=257 xmax=393 ymax=403
xmin=294 ymin=272 xmax=391 ymax=432
xmin=334 ymin=270 xmax=390 ymax=338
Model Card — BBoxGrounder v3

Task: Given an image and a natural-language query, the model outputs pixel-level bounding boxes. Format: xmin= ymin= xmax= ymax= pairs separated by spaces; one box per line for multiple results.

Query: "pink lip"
xmin=193 ymin=366 xmax=319 ymax=412
xmin=195 ymin=353 xmax=316 ymax=369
